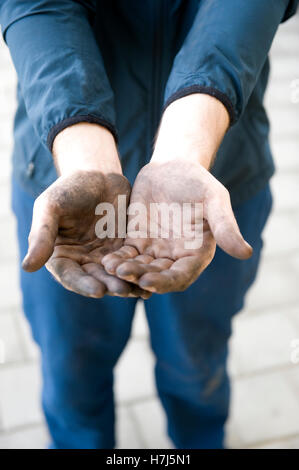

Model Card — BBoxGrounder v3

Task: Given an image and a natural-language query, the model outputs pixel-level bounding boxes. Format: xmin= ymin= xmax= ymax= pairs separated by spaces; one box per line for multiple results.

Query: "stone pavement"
xmin=0 ymin=14 xmax=299 ymax=449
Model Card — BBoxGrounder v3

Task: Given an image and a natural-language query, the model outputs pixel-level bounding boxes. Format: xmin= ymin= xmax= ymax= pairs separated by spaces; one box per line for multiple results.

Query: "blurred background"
xmin=0 ymin=13 xmax=299 ymax=449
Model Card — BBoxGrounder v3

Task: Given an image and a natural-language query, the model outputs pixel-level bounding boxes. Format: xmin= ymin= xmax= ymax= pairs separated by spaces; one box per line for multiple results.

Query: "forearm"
xmin=164 ymin=0 xmax=292 ymax=125
xmin=152 ymin=94 xmax=229 ymax=169
xmin=52 ymin=123 xmax=122 ymax=176
xmin=1 ymin=1 xmax=116 ymax=150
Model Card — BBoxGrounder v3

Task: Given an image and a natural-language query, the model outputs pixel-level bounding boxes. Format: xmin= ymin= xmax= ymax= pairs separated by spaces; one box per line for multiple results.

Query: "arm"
xmin=21 ymin=122 xmax=150 ymax=299
xmin=0 ymin=0 xmax=117 ymax=148
xmin=1 ymin=2 xmax=149 ymax=298
xmin=152 ymin=93 xmax=229 ymax=170
xmin=101 ymin=0 xmax=298 ymax=293
xmin=102 ymin=94 xmax=252 ymax=294
xmin=164 ymin=0 xmax=298 ymax=124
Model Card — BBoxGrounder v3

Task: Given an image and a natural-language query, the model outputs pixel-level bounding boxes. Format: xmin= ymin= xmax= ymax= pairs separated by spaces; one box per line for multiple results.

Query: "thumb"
xmin=205 ymin=189 xmax=253 ymax=260
xmin=22 ymin=195 xmax=59 ymax=272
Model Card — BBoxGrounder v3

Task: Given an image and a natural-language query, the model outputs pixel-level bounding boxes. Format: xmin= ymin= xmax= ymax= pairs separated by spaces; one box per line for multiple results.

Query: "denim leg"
xmin=144 ymin=185 xmax=273 ymax=449
xmin=12 ymin=178 xmax=137 ymax=449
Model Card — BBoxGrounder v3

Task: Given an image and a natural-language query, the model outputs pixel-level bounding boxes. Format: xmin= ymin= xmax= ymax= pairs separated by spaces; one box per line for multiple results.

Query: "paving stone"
xmin=271 ymin=134 xmax=299 ymax=170
xmin=15 ymin=312 xmax=40 ymax=361
xmin=229 ymin=308 xmax=299 ymax=376
xmin=286 ymin=305 xmax=299 ymax=334
xmin=271 ymin=173 xmax=299 ymax=212
xmin=0 ymin=424 xmax=49 ymax=449
xmin=0 ymin=182 xmax=13 ymax=219
xmin=0 ymin=312 xmax=24 ymax=364
xmin=0 ymin=362 xmax=43 ymax=430
xmin=0 ymin=114 xmax=14 ymax=147
xmin=0 ymin=261 xmax=22 ymax=313
xmin=130 ymin=398 xmax=173 ymax=449
xmin=0 ymin=158 xmax=12 ymax=185
xmin=116 ymin=406 xmax=143 ymax=449
xmin=225 ymin=416 xmax=245 ymax=449
xmin=115 ymin=339 xmax=156 ymax=404
xmin=269 ymin=56 xmax=299 ymax=81
xmin=245 ymin=257 xmax=299 ymax=312
xmin=283 ymin=365 xmax=299 ymax=394
xmin=276 ymin=13 xmax=299 ymax=34
xmin=254 ymin=436 xmax=299 ymax=449
xmin=269 ymin=107 xmax=299 ymax=137
xmin=263 ymin=210 xmax=299 ymax=258
xmin=270 ymin=30 xmax=299 ymax=57
xmin=131 ymin=301 xmax=149 ymax=340
xmin=290 ymin=253 xmax=299 ymax=278
xmin=0 ymin=215 xmax=19 ymax=262
xmin=228 ymin=371 xmax=299 ymax=445
xmin=266 ymin=84 xmax=296 ymax=108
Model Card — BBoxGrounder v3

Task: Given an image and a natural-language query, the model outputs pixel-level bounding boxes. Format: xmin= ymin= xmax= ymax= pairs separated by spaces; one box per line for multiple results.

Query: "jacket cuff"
xmin=47 ymin=114 xmax=118 ymax=152
xmin=163 ymin=85 xmax=236 ymax=127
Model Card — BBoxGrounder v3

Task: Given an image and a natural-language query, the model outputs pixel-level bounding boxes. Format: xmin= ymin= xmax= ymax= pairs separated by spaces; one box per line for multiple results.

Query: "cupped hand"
xmin=22 ymin=170 xmax=150 ymax=299
xmin=102 ymin=160 xmax=252 ymax=294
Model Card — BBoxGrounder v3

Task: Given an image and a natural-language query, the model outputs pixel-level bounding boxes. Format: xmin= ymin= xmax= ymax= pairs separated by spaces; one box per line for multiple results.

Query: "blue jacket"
xmin=1 ymin=0 xmax=298 ymax=205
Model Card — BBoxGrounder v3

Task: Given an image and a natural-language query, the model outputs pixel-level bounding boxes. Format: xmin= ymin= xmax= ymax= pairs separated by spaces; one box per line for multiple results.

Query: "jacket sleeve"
xmin=164 ymin=0 xmax=298 ymax=125
xmin=0 ymin=0 xmax=117 ymax=151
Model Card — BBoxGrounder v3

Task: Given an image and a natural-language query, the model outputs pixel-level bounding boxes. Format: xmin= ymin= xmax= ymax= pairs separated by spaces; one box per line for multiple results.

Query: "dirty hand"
xmin=22 ymin=123 xmax=150 ymax=299
xmin=102 ymin=160 xmax=252 ymax=293
xmin=102 ymin=94 xmax=252 ymax=293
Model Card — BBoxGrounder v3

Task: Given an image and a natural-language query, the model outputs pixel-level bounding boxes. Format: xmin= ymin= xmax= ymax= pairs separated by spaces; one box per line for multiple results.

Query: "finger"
xmin=22 ymin=195 xmax=59 ymax=272
xmin=134 ymin=255 xmax=154 ymax=263
xmin=102 ymin=246 xmax=139 ymax=274
xmin=206 ymin=191 xmax=253 ymax=260
xmin=147 ymin=258 xmax=173 ymax=270
xmin=83 ymin=263 xmax=151 ymax=299
xmin=115 ymin=257 xmax=173 ymax=284
xmin=47 ymin=257 xmax=106 ymax=298
xmin=138 ymin=256 xmax=204 ymax=294
xmin=129 ymin=284 xmax=152 ymax=299
xmin=116 ymin=260 xmax=162 ymax=283
xmin=137 ymin=289 xmax=152 ymax=300
xmin=83 ymin=262 xmax=135 ymax=297
xmin=101 ymin=254 xmax=125 ymax=275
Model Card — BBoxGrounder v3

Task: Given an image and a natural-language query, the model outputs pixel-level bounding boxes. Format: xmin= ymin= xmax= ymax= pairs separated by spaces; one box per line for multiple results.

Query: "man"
xmin=0 ymin=0 xmax=297 ymax=449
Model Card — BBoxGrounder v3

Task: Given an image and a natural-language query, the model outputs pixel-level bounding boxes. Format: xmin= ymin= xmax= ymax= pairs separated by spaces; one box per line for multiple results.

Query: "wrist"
xmin=152 ymin=93 xmax=229 ymax=169
xmin=52 ymin=122 xmax=122 ymax=176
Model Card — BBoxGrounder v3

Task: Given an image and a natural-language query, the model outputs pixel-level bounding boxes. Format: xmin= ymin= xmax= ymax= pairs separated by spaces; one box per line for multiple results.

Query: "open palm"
xmin=22 ymin=170 xmax=149 ymax=298
xmin=102 ymin=161 xmax=252 ymax=294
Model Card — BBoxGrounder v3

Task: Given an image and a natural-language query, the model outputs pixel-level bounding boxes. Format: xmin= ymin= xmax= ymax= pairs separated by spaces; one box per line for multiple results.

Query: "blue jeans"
xmin=12 ymin=178 xmax=272 ymax=449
